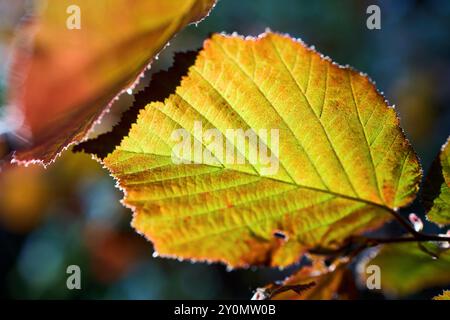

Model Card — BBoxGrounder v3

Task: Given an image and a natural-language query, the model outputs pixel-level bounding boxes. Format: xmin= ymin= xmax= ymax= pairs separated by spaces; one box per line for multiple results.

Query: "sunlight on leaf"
xmin=433 ymin=290 xmax=450 ymax=300
xmin=100 ymin=32 xmax=421 ymax=268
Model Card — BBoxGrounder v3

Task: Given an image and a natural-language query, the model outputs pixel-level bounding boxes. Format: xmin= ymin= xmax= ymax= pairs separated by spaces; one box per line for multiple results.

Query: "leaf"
xmin=101 ymin=32 xmax=421 ymax=268
xmin=255 ymin=258 xmax=357 ymax=300
xmin=8 ymin=0 xmax=216 ymax=166
xmin=433 ymin=290 xmax=450 ymax=300
xmin=423 ymin=136 xmax=450 ymax=225
xmin=360 ymin=243 xmax=450 ymax=297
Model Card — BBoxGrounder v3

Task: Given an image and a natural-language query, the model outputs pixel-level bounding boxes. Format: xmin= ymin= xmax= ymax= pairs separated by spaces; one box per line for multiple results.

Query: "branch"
xmin=309 ymin=232 xmax=450 ymax=257
xmin=363 ymin=234 xmax=450 ymax=245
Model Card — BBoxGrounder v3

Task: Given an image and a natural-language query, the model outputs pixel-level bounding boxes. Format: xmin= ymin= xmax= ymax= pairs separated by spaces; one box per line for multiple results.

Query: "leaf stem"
xmin=384 ymin=207 xmax=450 ymax=242
xmin=309 ymin=231 xmax=450 ymax=257
xmin=385 ymin=207 xmax=421 ymax=236
xmin=363 ymin=234 xmax=450 ymax=245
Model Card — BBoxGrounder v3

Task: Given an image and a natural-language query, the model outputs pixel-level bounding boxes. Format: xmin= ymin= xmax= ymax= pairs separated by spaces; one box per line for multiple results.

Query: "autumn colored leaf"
xmin=433 ymin=290 xmax=450 ymax=300
xmin=254 ymin=258 xmax=357 ymax=300
xmin=423 ymin=136 xmax=450 ymax=225
xmin=7 ymin=0 xmax=216 ymax=166
xmin=100 ymin=32 xmax=421 ymax=268
xmin=360 ymin=243 xmax=450 ymax=297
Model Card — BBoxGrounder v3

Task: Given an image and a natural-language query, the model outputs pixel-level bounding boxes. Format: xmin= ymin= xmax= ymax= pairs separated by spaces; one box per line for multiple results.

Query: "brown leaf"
xmin=256 ymin=258 xmax=357 ymax=300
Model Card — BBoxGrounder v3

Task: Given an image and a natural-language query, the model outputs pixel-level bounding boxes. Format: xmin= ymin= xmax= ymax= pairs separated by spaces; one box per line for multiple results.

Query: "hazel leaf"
xmin=100 ymin=32 xmax=421 ymax=267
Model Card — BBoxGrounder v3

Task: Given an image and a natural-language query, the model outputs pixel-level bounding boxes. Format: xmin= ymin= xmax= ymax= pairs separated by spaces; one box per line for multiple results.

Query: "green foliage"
xmin=423 ymin=137 xmax=450 ymax=225
xmin=362 ymin=243 xmax=450 ymax=297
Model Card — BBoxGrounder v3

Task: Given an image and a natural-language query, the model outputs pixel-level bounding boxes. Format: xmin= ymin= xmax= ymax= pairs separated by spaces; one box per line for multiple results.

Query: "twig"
xmin=385 ymin=208 xmax=421 ymax=237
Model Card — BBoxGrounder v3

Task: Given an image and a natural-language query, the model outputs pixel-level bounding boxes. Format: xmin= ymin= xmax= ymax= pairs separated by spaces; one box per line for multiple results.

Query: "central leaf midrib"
xmin=112 ymin=149 xmax=394 ymax=213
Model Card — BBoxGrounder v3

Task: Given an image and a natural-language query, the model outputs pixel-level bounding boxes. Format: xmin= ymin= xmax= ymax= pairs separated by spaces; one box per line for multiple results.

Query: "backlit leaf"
xmin=360 ymin=243 xmax=450 ymax=297
xmin=101 ymin=32 xmax=421 ymax=267
xmin=8 ymin=0 xmax=216 ymax=165
xmin=433 ymin=290 xmax=450 ymax=300
xmin=423 ymin=136 xmax=450 ymax=225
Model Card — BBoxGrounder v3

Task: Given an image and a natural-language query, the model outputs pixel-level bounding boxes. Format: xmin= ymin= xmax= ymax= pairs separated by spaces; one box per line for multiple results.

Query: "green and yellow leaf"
xmin=102 ymin=32 xmax=421 ymax=267
xmin=361 ymin=243 xmax=450 ymax=297
xmin=9 ymin=0 xmax=216 ymax=165
xmin=423 ymin=136 xmax=450 ymax=225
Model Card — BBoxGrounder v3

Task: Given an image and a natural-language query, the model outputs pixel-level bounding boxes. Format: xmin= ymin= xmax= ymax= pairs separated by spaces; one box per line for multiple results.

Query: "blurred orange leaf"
xmin=8 ymin=0 xmax=216 ymax=165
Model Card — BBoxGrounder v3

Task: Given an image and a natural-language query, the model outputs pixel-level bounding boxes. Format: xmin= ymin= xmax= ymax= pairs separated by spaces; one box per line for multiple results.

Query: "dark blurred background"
xmin=0 ymin=0 xmax=449 ymax=299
